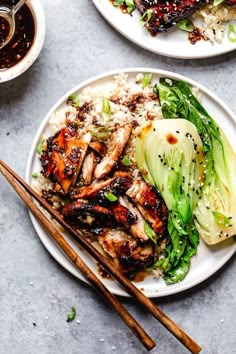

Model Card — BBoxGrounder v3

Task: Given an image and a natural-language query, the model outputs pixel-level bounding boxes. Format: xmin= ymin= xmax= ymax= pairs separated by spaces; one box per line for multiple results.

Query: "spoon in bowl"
xmin=0 ymin=0 xmax=29 ymax=49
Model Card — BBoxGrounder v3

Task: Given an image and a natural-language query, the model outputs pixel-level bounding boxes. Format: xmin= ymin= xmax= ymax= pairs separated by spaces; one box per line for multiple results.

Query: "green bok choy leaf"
xmin=155 ymin=78 xmax=236 ymax=245
xmin=136 ymin=119 xmax=205 ymax=283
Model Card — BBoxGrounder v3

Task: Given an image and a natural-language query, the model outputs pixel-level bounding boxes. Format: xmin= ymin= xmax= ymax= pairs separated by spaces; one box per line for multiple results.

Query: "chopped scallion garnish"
xmin=228 ymin=24 xmax=236 ymax=43
xmin=177 ymin=19 xmax=194 ymax=32
xmin=104 ymin=191 xmax=118 ymax=202
xmin=67 ymin=94 xmax=80 ymax=107
xmin=121 ymin=156 xmax=131 ymax=166
xmin=212 ymin=211 xmax=230 ymax=227
xmin=142 ymin=73 xmax=153 ymax=88
xmin=67 ymin=306 xmax=76 ymax=322
xmin=36 ymin=140 xmax=45 ymax=155
xmin=113 ymin=0 xmax=135 ymax=14
xmin=91 ymin=126 xmax=110 ymax=139
xmin=32 ymin=172 xmax=38 ymax=178
xmin=213 ymin=0 xmax=224 ymax=6
xmin=101 ymin=98 xmax=111 ymax=121
xmin=140 ymin=9 xmax=152 ymax=26
xmin=144 ymin=221 xmax=157 ymax=243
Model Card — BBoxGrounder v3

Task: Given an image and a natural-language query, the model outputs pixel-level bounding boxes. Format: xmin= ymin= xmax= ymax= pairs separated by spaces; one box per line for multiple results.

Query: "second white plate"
xmin=92 ymin=0 xmax=236 ymax=59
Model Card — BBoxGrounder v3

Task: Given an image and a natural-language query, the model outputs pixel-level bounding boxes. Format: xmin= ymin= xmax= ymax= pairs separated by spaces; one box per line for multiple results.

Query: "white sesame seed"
xmin=76 ymin=319 xmax=80 ymax=324
xmin=100 ymin=338 xmax=104 ymax=342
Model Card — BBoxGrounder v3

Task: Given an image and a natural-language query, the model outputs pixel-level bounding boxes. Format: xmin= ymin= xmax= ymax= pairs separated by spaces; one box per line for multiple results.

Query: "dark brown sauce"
xmin=188 ymin=26 xmax=207 ymax=45
xmin=0 ymin=16 xmax=10 ymax=45
xmin=97 ymin=263 xmax=113 ymax=280
xmin=0 ymin=0 xmax=35 ymax=70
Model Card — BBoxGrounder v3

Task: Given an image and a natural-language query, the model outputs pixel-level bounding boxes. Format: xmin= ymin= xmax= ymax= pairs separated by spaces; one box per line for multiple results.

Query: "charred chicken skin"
xmin=41 ymin=124 xmax=91 ymax=193
xmin=70 ymin=172 xmax=132 ymax=201
xmin=126 ymin=180 xmax=168 ymax=237
xmin=98 ymin=230 xmax=155 ymax=277
xmin=134 ymin=0 xmax=206 ymax=33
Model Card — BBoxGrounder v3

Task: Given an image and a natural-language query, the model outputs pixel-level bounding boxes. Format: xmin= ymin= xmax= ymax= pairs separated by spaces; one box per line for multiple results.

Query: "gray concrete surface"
xmin=0 ymin=1 xmax=236 ymax=353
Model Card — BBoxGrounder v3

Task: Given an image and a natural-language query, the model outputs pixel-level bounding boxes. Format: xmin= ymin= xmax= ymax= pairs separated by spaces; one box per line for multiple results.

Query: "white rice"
xmin=194 ymin=2 xmax=236 ymax=43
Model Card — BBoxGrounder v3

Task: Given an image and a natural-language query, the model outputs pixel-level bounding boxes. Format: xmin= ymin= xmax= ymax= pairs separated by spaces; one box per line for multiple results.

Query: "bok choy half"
xmin=135 ymin=78 xmax=236 ymax=284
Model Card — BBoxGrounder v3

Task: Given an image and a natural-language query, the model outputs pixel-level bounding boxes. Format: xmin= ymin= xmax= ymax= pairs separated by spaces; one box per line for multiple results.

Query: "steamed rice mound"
xmin=195 ymin=2 xmax=236 ymax=43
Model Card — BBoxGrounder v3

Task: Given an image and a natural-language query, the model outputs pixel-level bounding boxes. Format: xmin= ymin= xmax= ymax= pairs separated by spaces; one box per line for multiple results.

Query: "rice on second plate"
xmin=194 ymin=2 xmax=236 ymax=43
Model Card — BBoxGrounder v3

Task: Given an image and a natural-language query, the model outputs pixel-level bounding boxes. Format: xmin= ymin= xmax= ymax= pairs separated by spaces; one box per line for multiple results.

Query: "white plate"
xmin=92 ymin=0 xmax=236 ymax=59
xmin=26 ymin=68 xmax=236 ymax=297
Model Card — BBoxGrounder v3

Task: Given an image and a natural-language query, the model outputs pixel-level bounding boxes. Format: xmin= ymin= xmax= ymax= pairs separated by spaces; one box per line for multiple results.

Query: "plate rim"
xmin=25 ymin=67 xmax=236 ymax=297
xmin=92 ymin=0 xmax=236 ymax=59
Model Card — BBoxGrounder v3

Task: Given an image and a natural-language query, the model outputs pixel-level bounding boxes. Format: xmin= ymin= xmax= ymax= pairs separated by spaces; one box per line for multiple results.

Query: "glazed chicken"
xmin=41 ymin=121 xmax=169 ymax=278
xmin=98 ymin=230 xmax=154 ymax=276
xmin=94 ymin=124 xmax=132 ymax=179
xmin=126 ymin=180 xmax=168 ymax=237
xmin=70 ymin=172 xmax=132 ymax=201
xmin=134 ymin=0 xmax=206 ymax=33
xmin=41 ymin=124 xmax=91 ymax=193
xmin=62 ymin=199 xmax=115 ymax=229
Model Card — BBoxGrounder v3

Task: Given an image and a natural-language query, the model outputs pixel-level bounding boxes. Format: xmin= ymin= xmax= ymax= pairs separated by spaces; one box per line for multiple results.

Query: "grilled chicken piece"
xmin=62 ymin=199 xmax=115 ymax=228
xmin=89 ymin=142 xmax=107 ymax=157
xmin=41 ymin=125 xmax=91 ymax=193
xmin=94 ymin=124 xmax=132 ymax=179
xmin=98 ymin=229 xmax=154 ymax=276
xmin=110 ymin=203 xmax=136 ymax=226
xmin=82 ymin=151 xmax=96 ymax=185
xmin=126 ymin=180 xmax=168 ymax=237
xmin=119 ymin=196 xmax=149 ymax=242
xmin=70 ymin=172 xmax=132 ymax=200
xmin=134 ymin=0 xmax=205 ymax=33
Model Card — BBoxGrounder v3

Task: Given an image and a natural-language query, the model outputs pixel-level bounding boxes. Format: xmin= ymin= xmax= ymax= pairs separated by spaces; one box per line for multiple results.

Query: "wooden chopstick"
xmin=0 ymin=161 xmax=155 ymax=351
xmin=0 ymin=160 xmax=202 ymax=354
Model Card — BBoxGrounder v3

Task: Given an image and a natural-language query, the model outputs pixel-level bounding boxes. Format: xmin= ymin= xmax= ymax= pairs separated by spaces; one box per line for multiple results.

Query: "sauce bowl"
xmin=0 ymin=0 xmax=45 ymax=83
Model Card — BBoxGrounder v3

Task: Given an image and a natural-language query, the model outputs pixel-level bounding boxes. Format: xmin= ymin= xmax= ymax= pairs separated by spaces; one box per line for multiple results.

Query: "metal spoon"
xmin=0 ymin=0 xmax=29 ymax=49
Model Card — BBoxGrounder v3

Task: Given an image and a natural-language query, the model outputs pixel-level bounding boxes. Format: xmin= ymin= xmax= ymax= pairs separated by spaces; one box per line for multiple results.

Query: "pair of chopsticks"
xmin=0 ymin=160 xmax=202 ymax=353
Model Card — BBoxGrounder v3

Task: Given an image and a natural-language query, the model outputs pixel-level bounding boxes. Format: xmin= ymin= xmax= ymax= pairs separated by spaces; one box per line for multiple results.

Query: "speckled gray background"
xmin=0 ymin=1 xmax=236 ymax=353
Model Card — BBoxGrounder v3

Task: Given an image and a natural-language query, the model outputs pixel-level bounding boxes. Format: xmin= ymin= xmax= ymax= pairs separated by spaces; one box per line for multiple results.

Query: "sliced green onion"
xmin=104 ymin=191 xmax=118 ymax=202
xmin=32 ymin=172 xmax=38 ymax=178
xmin=91 ymin=126 xmax=110 ymax=139
xmin=142 ymin=73 xmax=153 ymax=88
xmin=67 ymin=94 xmax=80 ymax=107
xmin=144 ymin=221 xmax=157 ymax=243
xmin=101 ymin=98 xmax=111 ymax=121
xmin=212 ymin=211 xmax=230 ymax=227
xmin=177 ymin=19 xmax=194 ymax=32
xmin=67 ymin=306 xmax=76 ymax=322
xmin=121 ymin=156 xmax=131 ymax=166
xmin=228 ymin=24 xmax=236 ymax=43
xmin=114 ymin=0 xmax=124 ymax=5
xmin=140 ymin=9 xmax=152 ymax=26
xmin=213 ymin=0 xmax=224 ymax=6
xmin=36 ymin=140 xmax=45 ymax=155
xmin=126 ymin=0 xmax=135 ymax=13
xmin=113 ymin=0 xmax=135 ymax=13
